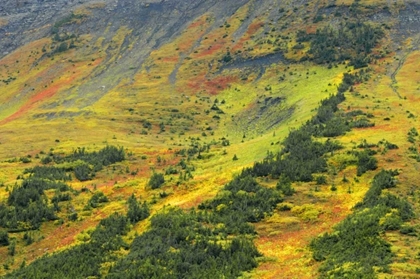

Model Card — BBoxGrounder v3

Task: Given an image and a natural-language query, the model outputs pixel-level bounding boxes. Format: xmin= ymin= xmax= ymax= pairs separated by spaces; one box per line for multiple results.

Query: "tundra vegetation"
xmin=0 ymin=0 xmax=420 ymax=278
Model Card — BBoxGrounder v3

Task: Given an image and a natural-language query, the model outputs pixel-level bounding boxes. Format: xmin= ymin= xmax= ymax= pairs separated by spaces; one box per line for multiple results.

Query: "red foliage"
xmin=187 ymin=18 xmax=206 ymax=29
xmin=162 ymin=56 xmax=179 ymax=63
xmin=0 ymin=83 xmax=64 ymax=125
xmin=203 ymin=75 xmax=238 ymax=95
xmin=246 ymin=21 xmax=264 ymax=36
xmin=187 ymin=74 xmax=238 ymax=95
xmin=195 ymin=43 xmax=224 ymax=58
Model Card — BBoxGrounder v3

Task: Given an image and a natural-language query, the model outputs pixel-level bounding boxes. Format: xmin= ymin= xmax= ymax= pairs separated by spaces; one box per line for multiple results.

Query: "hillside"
xmin=0 ymin=0 xmax=420 ymax=278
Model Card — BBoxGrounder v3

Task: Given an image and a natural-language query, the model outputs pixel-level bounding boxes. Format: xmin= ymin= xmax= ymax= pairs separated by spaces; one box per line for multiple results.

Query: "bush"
xmin=148 ymin=173 xmax=165 ymax=189
xmin=276 ymin=175 xmax=295 ymax=196
xmin=0 ymin=229 xmax=9 ymax=246
xmin=222 ymin=51 xmax=232 ymax=63
xmin=316 ymin=175 xmax=327 ymax=185
xmin=56 ymin=42 xmax=68 ymax=53
xmin=87 ymin=192 xmax=108 ymax=208
xmin=356 ymin=151 xmax=378 ymax=176
xmin=127 ymin=195 xmax=149 ymax=223
xmin=68 ymin=212 xmax=78 ymax=221
xmin=74 ymin=163 xmax=91 ymax=181
xmin=400 ymin=225 xmax=416 ymax=236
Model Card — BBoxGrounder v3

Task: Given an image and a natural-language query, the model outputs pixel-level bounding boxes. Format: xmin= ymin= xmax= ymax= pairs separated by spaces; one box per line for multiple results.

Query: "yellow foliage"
xmin=216 ymin=203 xmax=227 ymax=212
xmin=291 ymin=204 xmax=321 ymax=222
xmin=75 ymin=231 xmax=91 ymax=242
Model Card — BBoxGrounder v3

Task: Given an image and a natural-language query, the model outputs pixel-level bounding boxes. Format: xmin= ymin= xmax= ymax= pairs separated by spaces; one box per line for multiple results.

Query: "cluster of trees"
xmin=148 ymin=172 xmax=165 ymax=189
xmin=5 ymin=196 xmax=149 ymax=278
xmin=199 ymin=175 xmax=282 ymax=234
xmin=6 ymin=158 xmax=281 ymax=278
xmin=5 ymin=213 xmax=131 ymax=279
xmin=0 ymin=229 xmax=9 ymax=246
xmin=250 ymin=128 xmax=341 ymax=181
xmin=245 ymin=71 xmax=377 ymax=183
xmin=6 ymin=186 xmax=264 ymax=279
xmin=42 ymin=145 xmax=125 ymax=181
xmin=85 ymin=191 xmax=109 ymax=209
xmin=0 ymin=146 xmax=125 ymax=233
xmin=2 ymin=64 xmax=385 ymax=277
xmin=297 ymin=21 xmax=383 ymax=67
xmin=49 ymin=12 xmax=85 ymax=54
xmin=0 ymin=177 xmax=71 ymax=230
xmin=355 ymin=150 xmax=378 ymax=176
xmin=24 ymin=166 xmax=71 ymax=181
xmin=108 ymin=208 xmax=260 ymax=278
xmin=310 ymin=170 xmax=414 ymax=278
xmin=246 ymin=92 xmax=345 ymax=182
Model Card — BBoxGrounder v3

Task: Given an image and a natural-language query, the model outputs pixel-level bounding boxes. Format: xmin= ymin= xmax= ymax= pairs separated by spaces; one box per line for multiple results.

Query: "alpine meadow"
xmin=1 ymin=0 xmax=420 ymax=278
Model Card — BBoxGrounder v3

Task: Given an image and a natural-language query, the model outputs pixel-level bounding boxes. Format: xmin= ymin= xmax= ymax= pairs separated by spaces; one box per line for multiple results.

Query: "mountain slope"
xmin=0 ymin=0 xmax=420 ymax=278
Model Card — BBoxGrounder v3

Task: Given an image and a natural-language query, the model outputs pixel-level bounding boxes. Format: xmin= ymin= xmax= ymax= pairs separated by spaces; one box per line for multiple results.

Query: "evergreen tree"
xmin=148 ymin=173 xmax=165 ymax=189
xmin=0 ymin=229 xmax=9 ymax=246
xmin=127 ymin=194 xmax=150 ymax=224
xmin=276 ymin=174 xmax=295 ymax=196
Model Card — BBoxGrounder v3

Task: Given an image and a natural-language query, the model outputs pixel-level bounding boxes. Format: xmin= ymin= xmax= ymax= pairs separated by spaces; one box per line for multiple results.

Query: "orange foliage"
xmin=0 ymin=83 xmax=65 ymax=124
xmin=194 ymin=43 xmax=225 ymax=58
xmin=162 ymin=56 xmax=179 ymax=63
xmin=247 ymin=21 xmax=264 ymax=36
xmin=305 ymin=25 xmax=318 ymax=34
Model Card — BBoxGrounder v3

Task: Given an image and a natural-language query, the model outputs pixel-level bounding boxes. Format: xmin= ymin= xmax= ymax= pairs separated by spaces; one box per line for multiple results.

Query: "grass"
xmin=1 ymin=0 xmax=420 ymax=277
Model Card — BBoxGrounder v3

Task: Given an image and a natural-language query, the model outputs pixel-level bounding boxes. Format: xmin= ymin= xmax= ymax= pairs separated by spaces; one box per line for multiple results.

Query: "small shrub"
xmin=68 ymin=212 xmax=78 ymax=221
xmin=88 ymin=191 xmax=108 ymax=208
xmin=74 ymin=163 xmax=91 ymax=181
xmin=316 ymin=175 xmax=327 ymax=185
xmin=148 ymin=173 xmax=165 ymax=189
xmin=276 ymin=175 xmax=295 ymax=196
xmin=400 ymin=225 xmax=416 ymax=236
xmin=0 ymin=229 xmax=9 ymax=246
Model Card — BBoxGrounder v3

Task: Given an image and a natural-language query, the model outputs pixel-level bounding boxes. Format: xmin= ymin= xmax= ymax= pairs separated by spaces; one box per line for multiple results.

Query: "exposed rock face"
xmin=0 ymin=0 xmax=88 ymax=56
xmin=0 ymin=0 xmax=251 ymax=58
xmin=0 ymin=0 xmax=256 ymax=106
xmin=1 ymin=0 xmax=419 ymax=110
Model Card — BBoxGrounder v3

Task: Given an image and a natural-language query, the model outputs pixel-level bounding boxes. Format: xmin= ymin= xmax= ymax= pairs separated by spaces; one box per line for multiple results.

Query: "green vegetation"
xmin=107 ymin=209 xmax=260 ymax=279
xmin=0 ymin=146 xmax=124 ymax=231
xmin=199 ymin=175 xmax=282 ymax=234
xmin=311 ymin=170 xmax=414 ymax=278
xmin=356 ymin=150 xmax=378 ymax=176
xmin=148 ymin=172 xmax=165 ymax=189
xmin=127 ymin=194 xmax=150 ymax=223
xmin=297 ymin=21 xmax=383 ymax=67
xmin=0 ymin=178 xmax=63 ymax=230
xmin=86 ymin=191 xmax=109 ymax=209
xmin=0 ymin=229 xmax=9 ymax=246
xmin=1 ymin=1 xmax=418 ymax=277
xmin=74 ymin=163 xmax=91 ymax=181
xmin=52 ymin=12 xmax=85 ymax=30
xmin=4 ymin=213 xmax=130 ymax=279
xmin=276 ymin=174 xmax=295 ymax=196
xmin=245 ymin=71 xmax=376 ymax=183
xmin=248 ymin=93 xmax=344 ymax=182
xmin=24 ymin=166 xmax=71 ymax=181
xmin=2 ymin=62 xmax=382 ymax=279
xmin=43 ymin=145 xmax=125 ymax=181
xmin=7 ymin=175 xmax=269 ymax=278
